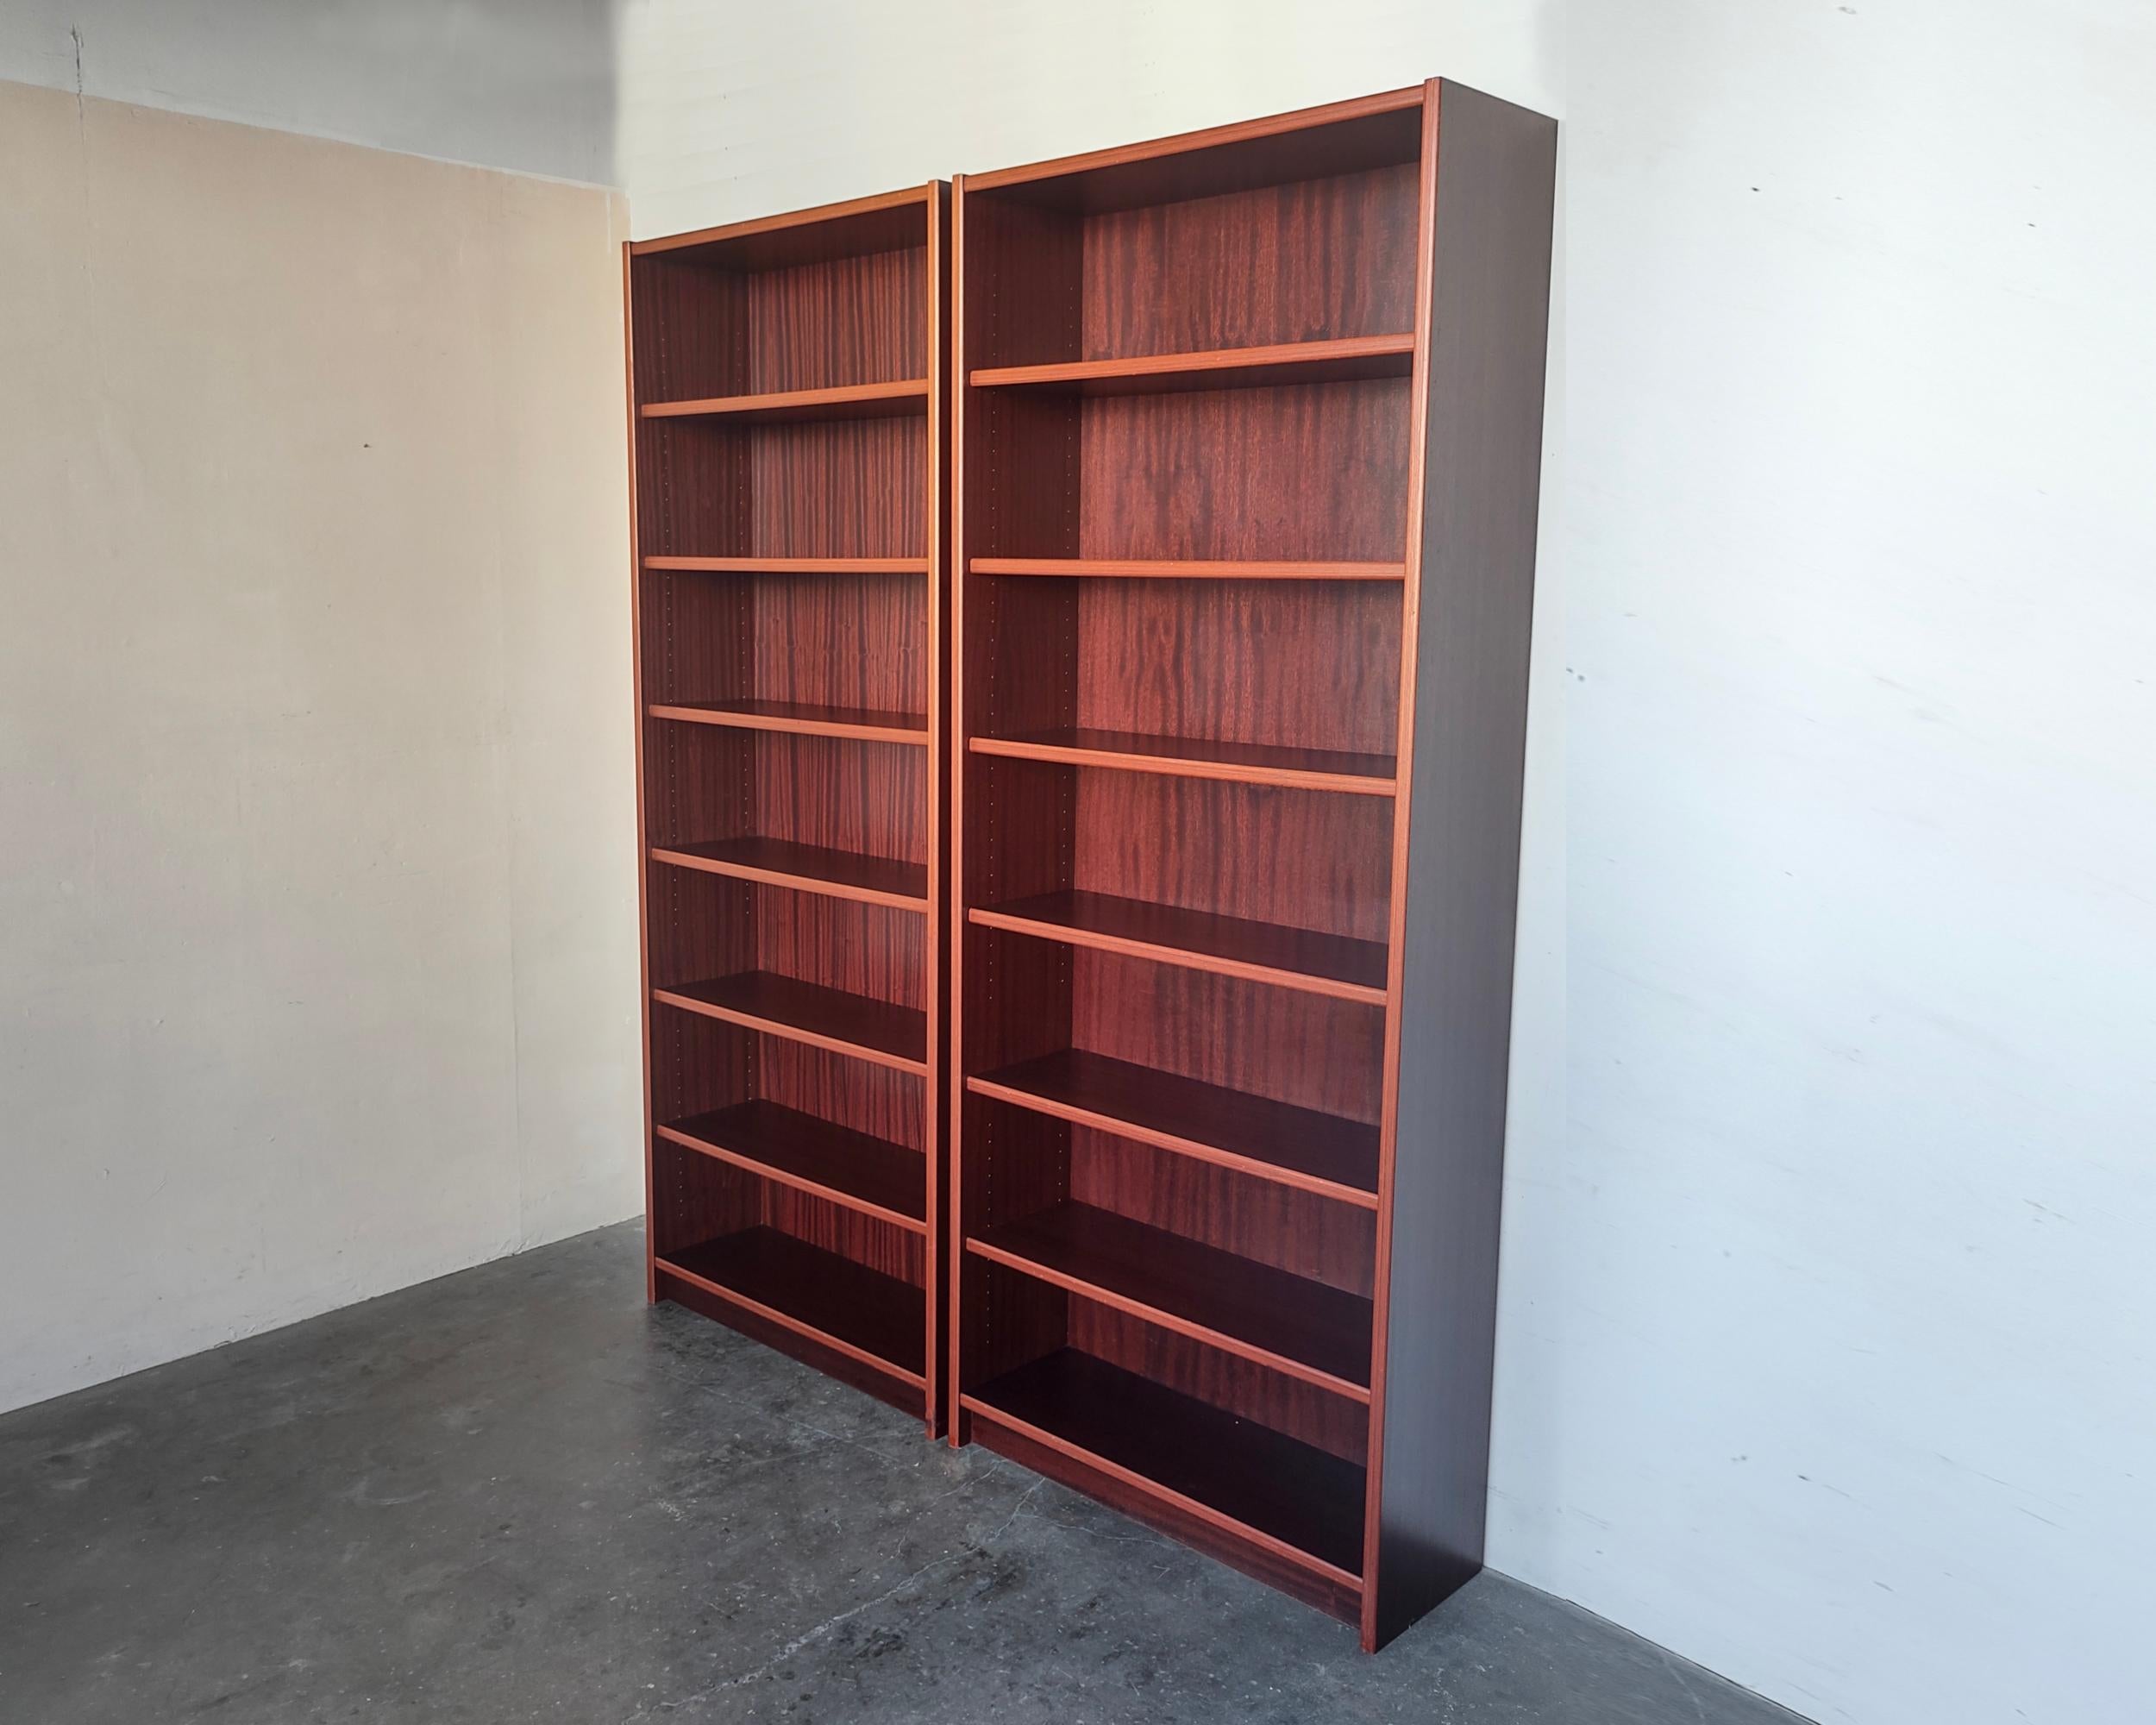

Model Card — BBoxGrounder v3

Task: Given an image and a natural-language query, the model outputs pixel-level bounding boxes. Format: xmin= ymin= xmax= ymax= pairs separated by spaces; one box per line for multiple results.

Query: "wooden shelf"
xmin=970 ymin=728 xmax=1395 ymax=795
xmin=970 ymin=1202 xmax=1372 ymax=1397
xmin=645 ymin=555 xmax=929 ymax=575
xmin=971 ymin=888 xmax=1387 ymax=1002
xmin=969 ymin=558 xmax=1403 ymax=581
xmin=658 ymin=1226 xmax=926 ymax=1384
xmin=631 ymin=184 xmax=947 ymax=1436
xmin=971 ymin=334 xmax=1413 ymax=397
xmin=968 ymin=1050 xmax=1380 ymax=1207
xmin=658 ymin=1100 xmax=925 ymax=1232
xmin=654 ymin=971 xmax=928 ymax=1074
xmin=948 ymin=85 xmax=1557 ymax=1649
xmin=639 ymin=377 xmax=930 ymax=423
xmin=964 ymin=1350 xmax=1366 ymax=1583
xmin=649 ymin=699 xmax=929 ymax=747
xmin=651 ymin=837 xmax=927 ymax=911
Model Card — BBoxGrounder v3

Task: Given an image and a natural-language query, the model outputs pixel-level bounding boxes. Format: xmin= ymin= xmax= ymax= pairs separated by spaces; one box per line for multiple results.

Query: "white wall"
xmin=0 ymin=80 xmax=644 ymax=1411
xmin=0 ymin=0 xmax=617 ymax=184
xmin=616 ymin=4 xmax=2156 ymax=1723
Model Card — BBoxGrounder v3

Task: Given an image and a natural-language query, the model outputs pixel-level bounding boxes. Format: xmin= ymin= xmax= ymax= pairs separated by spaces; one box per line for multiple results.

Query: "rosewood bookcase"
xmin=624 ymin=185 xmax=951 ymax=1432
xmin=945 ymin=85 xmax=1556 ymax=1647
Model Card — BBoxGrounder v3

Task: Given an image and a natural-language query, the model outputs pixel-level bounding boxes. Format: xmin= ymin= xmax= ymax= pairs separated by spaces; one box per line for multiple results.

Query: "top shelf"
xmin=640 ymin=378 xmax=931 ymax=424
xmin=969 ymin=335 xmax=1413 ymax=398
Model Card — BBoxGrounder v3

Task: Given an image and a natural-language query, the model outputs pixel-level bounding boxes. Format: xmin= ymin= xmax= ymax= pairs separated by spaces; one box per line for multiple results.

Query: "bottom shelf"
xmin=963 ymin=1349 xmax=1366 ymax=1585
xmin=656 ymin=1226 xmax=925 ymax=1386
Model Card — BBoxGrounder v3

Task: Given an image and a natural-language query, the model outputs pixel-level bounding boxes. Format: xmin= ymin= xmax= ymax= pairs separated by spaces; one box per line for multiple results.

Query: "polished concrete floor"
xmin=1 ymin=1222 xmax=1807 ymax=1724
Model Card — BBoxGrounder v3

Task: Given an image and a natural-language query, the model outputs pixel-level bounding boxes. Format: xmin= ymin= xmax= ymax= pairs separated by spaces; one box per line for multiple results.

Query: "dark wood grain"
xmin=969 ymin=1049 xmax=1379 ymax=1202
xmin=1076 ymin=380 xmax=1412 ymax=563
xmin=1078 ymin=167 xmax=1418 ymax=358
xmin=965 ymin=87 xmax=1421 ymax=212
xmin=973 ymin=334 xmax=1412 ymax=395
xmin=1365 ymin=84 xmax=1556 ymax=1649
xmin=658 ymin=1268 xmax=921 ymax=1414
xmin=950 ymin=84 xmax=1553 ymax=1642
xmin=1071 ymin=951 xmax=1384 ymax=1126
xmin=651 ymin=697 xmax=927 ymax=744
xmin=970 ymin=1202 xmax=1372 ymax=1395
xmin=1070 ymin=1302 xmax=1371 ymax=1465
xmin=655 ymin=970 xmax=928 ymax=1072
xmin=642 ymin=377 xmax=929 ymax=423
xmin=1067 ymin=1132 xmax=1376 ymax=1296
xmin=971 ymin=727 xmax=1394 ymax=794
xmin=971 ymin=888 xmax=1386 ymax=1000
xmin=652 ymin=836 xmax=927 ymax=908
xmin=747 ymin=246 xmax=926 ymax=392
xmin=966 ymin=1349 xmax=1366 ymax=1578
xmin=659 ymin=1098 xmax=926 ymax=1229
xmin=631 ymin=184 xmax=948 ymax=1434
xmin=972 ymin=557 xmax=1402 ymax=580
xmin=658 ymin=1225 xmax=926 ymax=1377
xmin=634 ymin=187 xmax=927 ymax=268
xmin=1075 ymin=577 xmax=1401 ymax=758
xmin=1074 ymin=773 xmax=1395 ymax=944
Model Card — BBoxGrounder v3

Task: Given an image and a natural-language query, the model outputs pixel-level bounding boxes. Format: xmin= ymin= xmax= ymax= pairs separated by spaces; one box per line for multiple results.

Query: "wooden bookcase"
xmin=625 ymin=185 xmax=951 ymax=1432
xmin=946 ymin=85 xmax=1556 ymax=1647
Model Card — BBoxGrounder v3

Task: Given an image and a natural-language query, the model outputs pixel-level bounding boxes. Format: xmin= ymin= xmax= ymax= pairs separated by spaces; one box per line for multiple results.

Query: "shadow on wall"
xmin=0 ymin=0 xmax=619 ymax=184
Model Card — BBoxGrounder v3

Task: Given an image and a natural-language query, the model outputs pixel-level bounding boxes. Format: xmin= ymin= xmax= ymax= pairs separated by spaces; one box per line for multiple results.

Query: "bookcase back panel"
xmin=744 ymin=246 xmax=927 ymax=393
xmin=647 ymin=868 xmax=921 ymax=1002
xmin=1067 ymin=1132 xmax=1376 ymax=1295
xmin=1069 ymin=1303 xmax=1370 ymax=1466
xmin=959 ymin=925 xmax=1075 ymax=1072
xmin=1072 ymin=773 xmax=1394 ymax=942
xmin=767 ymin=1186 xmax=925 ymax=1285
xmin=1075 ymin=380 xmax=1410 ymax=561
xmin=1069 ymin=950 xmax=1384 ymax=1121
xmin=636 ymin=421 xmax=748 ymax=554
xmin=630 ymin=258 xmax=746 ymax=402
xmin=644 ymin=725 xmax=924 ymax=862
xmin=759 ymin=1042 xmax=926 ymax=1151
xmin=1080 ymin=165 xmax=1419 ymax=359
xmin=753 ymin=889 xmax=924 ymax=1010
xmin=751 ymin=733 xmax=926 ymax=862
xmin=749 ymin=573 xmax=928 ymax=716
xmin=651 ymin=1141 xmax=765 ymax=1258
xmin=749 ymin=419 xmax=928 ymax=557
xmin=1073 ymin=578 xmax=1400 ymax=756
xmin=649 ymin=1004 xmax=754 ymax=1125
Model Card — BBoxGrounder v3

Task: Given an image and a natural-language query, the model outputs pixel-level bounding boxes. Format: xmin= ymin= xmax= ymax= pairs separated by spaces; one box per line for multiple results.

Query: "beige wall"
xmin=0 ymin=81 xmax=642 ymax=1412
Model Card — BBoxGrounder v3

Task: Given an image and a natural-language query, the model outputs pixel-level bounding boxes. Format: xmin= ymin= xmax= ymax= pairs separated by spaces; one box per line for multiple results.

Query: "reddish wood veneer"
xmin=629 ymin=184 xmax=950 ymax=1431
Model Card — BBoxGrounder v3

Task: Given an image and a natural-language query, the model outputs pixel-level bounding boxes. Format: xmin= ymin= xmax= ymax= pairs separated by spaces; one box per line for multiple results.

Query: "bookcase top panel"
xmin=632 ymin=185 xmax=932 ymax=271
xmin=963 ymin=87 xmax=1424 ymax=213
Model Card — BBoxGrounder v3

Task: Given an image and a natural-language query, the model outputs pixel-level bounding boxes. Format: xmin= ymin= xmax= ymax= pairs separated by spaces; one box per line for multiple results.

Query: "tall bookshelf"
xmin=625 ymin=185 xmax=951 ymax=1431
xmin=947 ymin=85 xmax=1556 ymax=1647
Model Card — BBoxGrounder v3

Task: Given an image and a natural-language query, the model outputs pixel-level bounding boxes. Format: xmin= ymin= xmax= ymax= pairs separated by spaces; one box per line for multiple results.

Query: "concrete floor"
xmin=0 ymin=1223 xmax=1807 ymax=1724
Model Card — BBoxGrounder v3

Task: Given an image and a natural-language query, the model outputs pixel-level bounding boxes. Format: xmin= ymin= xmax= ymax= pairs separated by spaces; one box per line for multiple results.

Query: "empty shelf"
xmin=964 ymin=1350 xmax=1366 ymax=1580
xmin=649 ymin=699 xmax=928 ymax=746
xmin=654 ymin=971 xmax=928 ymax=1073
xmin=658 ymin=1226 xmax=924 ymax=1382
xmin=969 ymin=557 xmax=1404 ymax=581
xmin=971 ymin=888 xmax=1387 ymax=1002
xmin=968 ymin=1050 xmax=1379 ymax=1206
xmin=645 ymin=555 xmax=929 ymax=575
xmin=971 ymin=1201 xmax=1371 ymax=1396
xmin=969 ymin=335 xmax=1414 ymax=397
xmin=658 ymin=1100 xmax=925 ymax=1231
xmin=651 ymin=836 xmax=928 ymax=910
xmin=639 ymin=378 xmax=930 ymax=423
xmin=969 ymin=728 xmax=1395 ymax=794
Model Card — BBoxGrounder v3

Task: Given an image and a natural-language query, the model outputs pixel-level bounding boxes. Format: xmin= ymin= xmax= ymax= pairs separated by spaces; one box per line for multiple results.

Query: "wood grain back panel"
xmin=1080 ymin=165 xmax=1418 ymax=359
xmin=1075 ymin=380 xmax=1411 ymax=561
